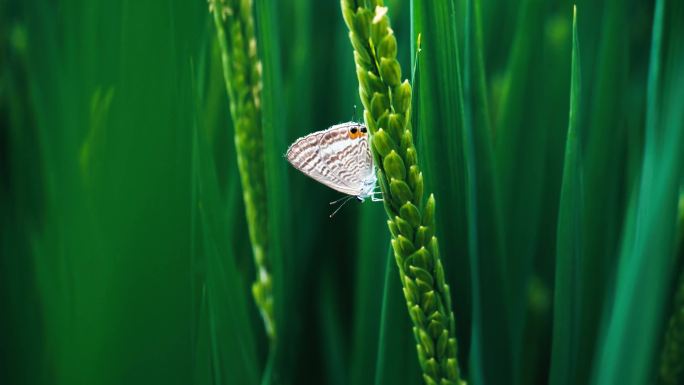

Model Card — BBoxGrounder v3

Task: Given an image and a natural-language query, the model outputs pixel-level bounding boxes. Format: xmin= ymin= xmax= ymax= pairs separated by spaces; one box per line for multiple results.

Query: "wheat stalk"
xmin=341 ymin=1 xmax=464 ymax=384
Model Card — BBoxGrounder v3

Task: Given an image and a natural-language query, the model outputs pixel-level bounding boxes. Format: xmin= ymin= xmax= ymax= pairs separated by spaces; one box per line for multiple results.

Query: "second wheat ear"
xmin=210 ymin=0 xmax=275 ymax=342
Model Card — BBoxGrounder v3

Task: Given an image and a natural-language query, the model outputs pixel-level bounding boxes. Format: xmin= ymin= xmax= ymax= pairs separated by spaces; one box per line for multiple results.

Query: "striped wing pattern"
xmin=286 ymin=122 xmax=374 ymax=197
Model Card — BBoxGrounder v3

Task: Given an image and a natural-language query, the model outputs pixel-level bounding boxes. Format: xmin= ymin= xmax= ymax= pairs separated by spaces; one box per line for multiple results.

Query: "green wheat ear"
xmin=341 ymin=1 xmax=465 ymax=384
xmin=209 ymin=0 xmax=275 ymax=341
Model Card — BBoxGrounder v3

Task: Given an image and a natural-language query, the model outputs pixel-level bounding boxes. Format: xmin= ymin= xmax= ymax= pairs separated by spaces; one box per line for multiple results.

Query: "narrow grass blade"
xmin=254 ymin=0 xmax=292 ymax=381
xmin=411 ymin=0 xmax=472 ymax=369
xmin=374 ymin=247 xmax=420 ymax=385
xmin=192 ymin=120 xmax=260 ymax=385
xmin=576 ymin=1 xmax=631 ymax=378
xmin=593 ymin=1 xmax=684 ymax=383
xmin=192 ymin=286 xmax=212 ymax=385
xmin=351 ymin=204 xmax=391 ymax=384
xmin=319 ymin=271 xmax=349 ymax=385
xmin=549 ymin=7 xmax=583 ymax=385
xmin=492 ymin=1 xmax=550 ymax=375
xmin=462 ymin=0 xmax=514 ymax=382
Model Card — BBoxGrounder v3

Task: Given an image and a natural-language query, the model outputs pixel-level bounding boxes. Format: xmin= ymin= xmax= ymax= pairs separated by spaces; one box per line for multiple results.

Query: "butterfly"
xmin=286 ymin=122 xmax=381 ymax=215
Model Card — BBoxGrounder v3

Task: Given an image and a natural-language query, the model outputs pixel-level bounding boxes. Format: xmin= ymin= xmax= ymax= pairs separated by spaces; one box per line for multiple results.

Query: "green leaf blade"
xmin=549 ymin=7 xmax=583 ymax=385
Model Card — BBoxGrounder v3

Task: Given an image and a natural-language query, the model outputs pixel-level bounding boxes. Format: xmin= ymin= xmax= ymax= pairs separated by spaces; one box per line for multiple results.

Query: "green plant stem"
xmin=210 ymin=0 xmax=275 ymax=341
xmin=341 ymin=1 xmax=464 ymax=384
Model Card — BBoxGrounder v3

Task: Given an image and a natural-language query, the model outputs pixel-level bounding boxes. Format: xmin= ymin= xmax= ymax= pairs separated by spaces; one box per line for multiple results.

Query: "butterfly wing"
xmin=286 ymin=122 xmax=374 ymax=196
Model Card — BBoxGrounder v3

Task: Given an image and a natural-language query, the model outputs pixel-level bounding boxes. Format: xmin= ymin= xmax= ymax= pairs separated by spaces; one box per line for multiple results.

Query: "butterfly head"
xmin=348 ymin=124 xmax=368 ymax=140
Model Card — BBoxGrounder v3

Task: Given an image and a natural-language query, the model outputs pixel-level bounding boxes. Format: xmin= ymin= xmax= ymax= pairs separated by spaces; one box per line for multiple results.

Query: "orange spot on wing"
xmin=348 ymin=129 xmax=366 ymax=139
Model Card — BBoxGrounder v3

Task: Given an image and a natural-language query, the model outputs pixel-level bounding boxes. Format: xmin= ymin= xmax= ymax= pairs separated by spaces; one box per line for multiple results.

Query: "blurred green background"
xmin=1 ymin=0 xmax=683 ymax=385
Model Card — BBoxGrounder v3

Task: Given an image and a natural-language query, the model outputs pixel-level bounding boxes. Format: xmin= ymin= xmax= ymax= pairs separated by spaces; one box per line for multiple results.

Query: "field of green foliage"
xmin=1 ymin=0 xmax=683 ymax=384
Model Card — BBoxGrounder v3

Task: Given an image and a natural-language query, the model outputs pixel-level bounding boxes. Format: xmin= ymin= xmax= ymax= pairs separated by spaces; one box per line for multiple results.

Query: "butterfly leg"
xmin=370 ymin=192 xmax=384 ymax=202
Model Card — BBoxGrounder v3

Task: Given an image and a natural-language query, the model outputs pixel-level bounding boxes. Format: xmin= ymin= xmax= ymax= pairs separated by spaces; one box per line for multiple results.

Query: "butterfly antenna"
xmin=352 ymin=104 xmax=358 ymax=122
xmin=330 ymin=194 xmax=352 ymax=205
xmin=329 ymin=196 xmax=354 ymax=218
